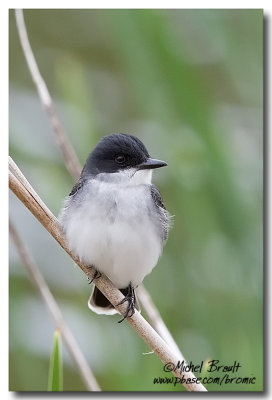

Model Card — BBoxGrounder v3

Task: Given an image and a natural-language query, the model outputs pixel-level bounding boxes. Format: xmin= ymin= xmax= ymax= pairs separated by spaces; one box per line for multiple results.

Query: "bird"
xmin=59 ymin=133 xmax=171 ymax=322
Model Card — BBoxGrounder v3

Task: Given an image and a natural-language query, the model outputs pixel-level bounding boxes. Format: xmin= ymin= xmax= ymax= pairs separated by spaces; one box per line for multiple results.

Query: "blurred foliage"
xmin=9 ymin=9 xmax=263 ymax=391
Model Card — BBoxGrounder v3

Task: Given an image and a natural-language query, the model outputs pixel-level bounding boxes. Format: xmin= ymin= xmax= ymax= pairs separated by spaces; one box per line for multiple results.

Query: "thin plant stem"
xmin=137 ymin=285 xmax=186 ymax=361
xmin=9 ymin=221 xmax=101 ymax=391
xmin=14 ymin=9 xmax=81 ymax=181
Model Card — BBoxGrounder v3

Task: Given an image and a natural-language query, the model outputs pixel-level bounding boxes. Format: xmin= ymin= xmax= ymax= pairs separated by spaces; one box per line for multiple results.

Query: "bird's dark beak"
xmin=137 ymin=158 xmax=168 ymax=170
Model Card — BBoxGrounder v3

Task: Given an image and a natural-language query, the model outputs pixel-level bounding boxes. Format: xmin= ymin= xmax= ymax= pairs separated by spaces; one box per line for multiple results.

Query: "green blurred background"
xmin=9 ymin=9 xmax=263 ymax=391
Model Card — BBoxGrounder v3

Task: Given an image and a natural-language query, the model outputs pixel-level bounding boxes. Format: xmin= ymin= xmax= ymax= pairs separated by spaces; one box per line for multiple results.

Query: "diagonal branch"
xmin=14 ymin=8 xmax=81 ymax=181
xmin=137 ymin=285 xmax=185 ymax=360
xmin=9 ymin=220 xmax=101 ymax=392
xmin=9 ymin=158 xmax=207 ymax=392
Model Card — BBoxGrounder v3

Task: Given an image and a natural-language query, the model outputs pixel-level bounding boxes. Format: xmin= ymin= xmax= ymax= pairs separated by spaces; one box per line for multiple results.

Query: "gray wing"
xmin=151 ymin=184 xmax=170 ymax=241
xmin=69 ymin=178 xmax=86 ymax=196
xmin=58 ymin=177 xmax=87 ymax=230
xmin=151 ymin=184 xmax=166 ymax=210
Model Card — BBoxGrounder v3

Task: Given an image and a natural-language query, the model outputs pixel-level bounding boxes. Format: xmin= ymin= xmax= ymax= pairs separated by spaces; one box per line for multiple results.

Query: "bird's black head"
xmin=82 ymin=133 xmax=167 ymax=176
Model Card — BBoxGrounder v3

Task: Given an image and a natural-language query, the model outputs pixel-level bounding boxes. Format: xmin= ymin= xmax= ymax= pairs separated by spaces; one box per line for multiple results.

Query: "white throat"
xmin=96 ymin=168 xmax=153 ymax=187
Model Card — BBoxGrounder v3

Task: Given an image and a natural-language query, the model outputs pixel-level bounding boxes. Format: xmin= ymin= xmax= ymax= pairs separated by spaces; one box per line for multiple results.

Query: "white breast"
xmin=59 ymin=170 xmax=163 ymax=289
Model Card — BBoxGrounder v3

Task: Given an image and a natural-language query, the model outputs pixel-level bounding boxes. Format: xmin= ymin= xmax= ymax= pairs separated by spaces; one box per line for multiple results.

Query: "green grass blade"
xmin=48 ymin=329 xmax=63 ymax=391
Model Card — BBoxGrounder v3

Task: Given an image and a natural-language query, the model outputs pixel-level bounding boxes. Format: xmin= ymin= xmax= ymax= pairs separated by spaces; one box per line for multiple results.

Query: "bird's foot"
xmin=117 ymin=283 xmax=136 ymax=323
xmin=88 ymin=269 xmax=102 ymax=285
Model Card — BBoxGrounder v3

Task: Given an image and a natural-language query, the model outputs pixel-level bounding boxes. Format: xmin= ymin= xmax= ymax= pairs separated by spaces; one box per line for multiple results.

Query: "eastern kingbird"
xmin=59 ymin=133 xmax=170 ymax=322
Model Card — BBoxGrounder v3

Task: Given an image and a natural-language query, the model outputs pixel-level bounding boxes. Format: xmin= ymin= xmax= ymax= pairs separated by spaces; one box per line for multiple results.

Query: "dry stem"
xmin=15 ymin=9 xmax=81 ymax=180
xmin=9 ymin=221 xmax=101 ymax=391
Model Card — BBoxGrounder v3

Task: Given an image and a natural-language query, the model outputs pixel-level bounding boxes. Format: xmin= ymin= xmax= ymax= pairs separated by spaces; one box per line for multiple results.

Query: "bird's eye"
xmin=115 ymin=155 xmax=126 ymax=165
